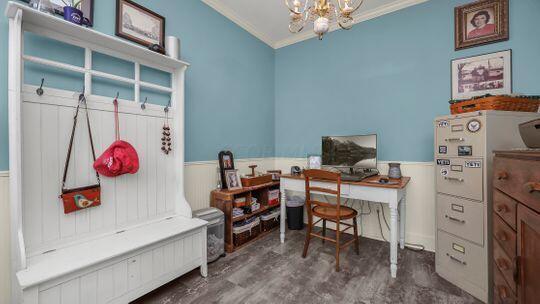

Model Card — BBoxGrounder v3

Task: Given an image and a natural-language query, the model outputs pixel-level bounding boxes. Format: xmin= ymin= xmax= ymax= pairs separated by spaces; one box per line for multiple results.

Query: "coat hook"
xmin=164 ymin=99 xmax=171 ymax=113
xmin=78 ymin=85 xmax=86 ymax=104
xmin=115 ymin=92 xmax=120 ymax=100
xmin=141 ymin=97 xmax=148 ymax=110
xmin=36 ymin=78 xmax=45 ymax=96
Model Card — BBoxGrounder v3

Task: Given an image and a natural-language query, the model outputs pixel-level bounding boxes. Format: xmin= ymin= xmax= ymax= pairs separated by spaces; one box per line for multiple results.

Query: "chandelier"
xmin=285 ymin=0 xmax=364 ymax=40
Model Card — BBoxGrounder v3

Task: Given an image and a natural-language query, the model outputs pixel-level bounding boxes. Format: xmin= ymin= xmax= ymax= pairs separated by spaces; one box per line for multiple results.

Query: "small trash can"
xmin=193 ymin=207 xmax=225 ymax=263
xmin=286 ymin=195 xmax=305 ymax=230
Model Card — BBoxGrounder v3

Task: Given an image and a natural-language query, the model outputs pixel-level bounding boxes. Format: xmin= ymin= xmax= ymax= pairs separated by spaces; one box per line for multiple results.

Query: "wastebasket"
xmin=193 ymin=207 xmax=225 ymax=263
xmin=286 ymin=195 xmax=304 ymax=230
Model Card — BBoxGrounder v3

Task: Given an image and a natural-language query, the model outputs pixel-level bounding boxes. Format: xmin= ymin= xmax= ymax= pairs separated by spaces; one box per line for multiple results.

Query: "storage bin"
xmin=260 ymin=209 xmax=280 ymax=232
xmin=287 ymin=195 xmax=305 ymax=230
xmin=268 ymin=189 xmax=280 ymax=206
xmin=193 ymin=207 xmax=225 ymax=262
xmin=233 ymin=217 xmax=261 ymax=247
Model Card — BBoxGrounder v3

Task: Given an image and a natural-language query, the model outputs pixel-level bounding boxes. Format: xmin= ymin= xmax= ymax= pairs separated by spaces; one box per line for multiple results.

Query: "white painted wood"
xmin=0 ymin=173 xmax=11 ymax=304
xmin=79 ymin=272 xmax=98 ymax=304
xmin=60 ymin=279 xmax=80 ymax=304
xmin=96 ymin=266 xmax=114 ymax=303
xmin=38 ymin=286 xmax=60 ymax=304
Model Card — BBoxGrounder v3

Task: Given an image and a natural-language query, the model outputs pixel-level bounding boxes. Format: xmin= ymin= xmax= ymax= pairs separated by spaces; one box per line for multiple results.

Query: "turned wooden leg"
xmin=353 ymin=217 xmax=360 ymax=255
xmin=322 ymin=219 xmax=326 ymax=244
xmin=335 ymin=220 xmax=340 ymax=272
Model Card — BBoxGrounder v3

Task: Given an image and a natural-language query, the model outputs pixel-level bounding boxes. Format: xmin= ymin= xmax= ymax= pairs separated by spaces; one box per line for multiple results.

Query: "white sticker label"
xmin=438 ymin=120 xmax=449 ymax=128
xmin=465 ymin=161 xmax=481 ymax=168
xmin=440 ymin=168 xmax=449 ymax=176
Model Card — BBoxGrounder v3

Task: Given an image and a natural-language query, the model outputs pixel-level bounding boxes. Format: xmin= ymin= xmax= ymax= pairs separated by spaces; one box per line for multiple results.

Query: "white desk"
xmin=279 ymin=174 xmax=410 ymax=278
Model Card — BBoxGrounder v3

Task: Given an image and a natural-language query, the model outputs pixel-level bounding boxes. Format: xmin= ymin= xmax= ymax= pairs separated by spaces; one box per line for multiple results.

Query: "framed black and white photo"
xmin=451 ymin=50 xmax=512 ymax=100
xmin=224 ymin=169 xmax=243 ymax=190
xmin=115 ymin=0 xmax=165 ymax=49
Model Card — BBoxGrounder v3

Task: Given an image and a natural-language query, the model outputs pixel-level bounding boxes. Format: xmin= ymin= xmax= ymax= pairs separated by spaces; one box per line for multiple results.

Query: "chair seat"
xmin=313 ymin=205 xmax=357 ymax=220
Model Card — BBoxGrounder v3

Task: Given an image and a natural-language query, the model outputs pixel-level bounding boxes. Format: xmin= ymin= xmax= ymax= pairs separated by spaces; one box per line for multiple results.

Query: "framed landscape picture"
xmin=451 ymin=50 xmax=512 ymax=100
xmin=116 ymin=0 xmax=165 ymax=49
xmin=455 ymin=0 xmax=509 ymax=50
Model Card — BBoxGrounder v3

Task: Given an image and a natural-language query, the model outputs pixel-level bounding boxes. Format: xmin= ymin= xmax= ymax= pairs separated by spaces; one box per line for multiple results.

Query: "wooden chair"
xmin=302 ymin=169 xmax=360 ymax=272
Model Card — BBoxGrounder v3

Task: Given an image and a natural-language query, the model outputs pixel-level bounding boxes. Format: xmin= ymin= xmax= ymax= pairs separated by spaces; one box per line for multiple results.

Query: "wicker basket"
xmin=233 ymin=218 xmax=261 ymax=247
xmin=450 ymin=96 xmax=540 ymax=115
xmin=260 ymin=210 xmax=280 ymax=232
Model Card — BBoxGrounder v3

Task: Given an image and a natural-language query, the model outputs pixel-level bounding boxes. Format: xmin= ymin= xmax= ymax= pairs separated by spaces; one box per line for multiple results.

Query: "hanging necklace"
xmin=161 ymin=105 xmax=172 ymax=155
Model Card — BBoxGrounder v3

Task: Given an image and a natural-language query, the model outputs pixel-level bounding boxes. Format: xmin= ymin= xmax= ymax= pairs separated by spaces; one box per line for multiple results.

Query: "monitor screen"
xmin=322 ymin=135 xmax=377 ymax=169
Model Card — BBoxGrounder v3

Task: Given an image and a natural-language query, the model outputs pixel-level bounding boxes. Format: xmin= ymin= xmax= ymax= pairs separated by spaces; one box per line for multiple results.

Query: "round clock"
xmin=467 ymin=119 xmax=481 ymax=133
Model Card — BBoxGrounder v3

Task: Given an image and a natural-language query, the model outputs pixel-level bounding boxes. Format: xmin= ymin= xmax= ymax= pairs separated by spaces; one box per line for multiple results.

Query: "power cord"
xmin=377 ymin=203 xmax=425 ymax=252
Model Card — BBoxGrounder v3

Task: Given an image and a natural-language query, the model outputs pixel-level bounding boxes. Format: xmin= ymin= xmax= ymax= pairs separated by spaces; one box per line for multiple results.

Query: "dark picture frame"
xmin=115 ymin=0 xmax=165 ymax=49
xmin=218 ymin=151 xmax=235 ymax=189
xmin=455 ymin=0 xmax=509 ymax=50
xmin=451 ymin=49 xmax=512 ymax=100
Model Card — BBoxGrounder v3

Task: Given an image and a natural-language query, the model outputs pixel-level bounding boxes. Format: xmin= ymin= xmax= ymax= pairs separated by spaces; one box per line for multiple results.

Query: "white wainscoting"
xmin=0 ymin=171 xmax=11 ymax=304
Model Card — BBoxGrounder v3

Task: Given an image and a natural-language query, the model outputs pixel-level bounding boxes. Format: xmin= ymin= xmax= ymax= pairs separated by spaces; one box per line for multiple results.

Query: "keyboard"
xmin=341 ymin=171 xmax=378 ymax=182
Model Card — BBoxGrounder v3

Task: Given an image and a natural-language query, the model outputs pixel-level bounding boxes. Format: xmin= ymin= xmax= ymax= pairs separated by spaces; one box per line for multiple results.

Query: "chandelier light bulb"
xmin=314 ymin=16 xmax=329 ymax=38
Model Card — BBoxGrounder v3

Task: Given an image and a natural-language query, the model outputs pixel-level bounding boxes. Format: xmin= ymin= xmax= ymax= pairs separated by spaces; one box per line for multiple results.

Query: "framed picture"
xmin=115 ymin=0 xmax=165 ymax=49
xmin=307 ymin=155 xmax=322 ymax=169
xmin=455 ymin=0 xmax=508 ymax=50
xmin=218 ymin=151 xmax=235 ymax=189
xmin=451 ymin=50 xmax=512 ymax=100
xmin=224 ymin=170 xmax=243 ymax=191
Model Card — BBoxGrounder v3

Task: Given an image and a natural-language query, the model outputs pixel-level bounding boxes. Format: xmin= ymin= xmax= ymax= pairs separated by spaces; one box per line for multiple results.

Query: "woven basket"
xmin=260 ymin=211 xmax=280 ymax=232
xmin=233 ymin=218 xmax=261 ymax=247
xmin=450 ymin=96 xmax=540 ymax=115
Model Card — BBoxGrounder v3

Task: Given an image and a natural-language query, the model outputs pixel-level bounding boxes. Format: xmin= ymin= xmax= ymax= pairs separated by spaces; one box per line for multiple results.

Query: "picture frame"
xmin=218 ymin=151 xmax=235 ymax=189
xmin=224 ymin=169 xmax=243 ymax=191
xmin=455 ymin=0 xmax=508 ymax=50
xmin=451 ymin=50 xmax=512 ymax=100
xmin=115 ymin=0 xmax=165 ymax=49
xmin=307 ymin=155 xmax=322 ymax=169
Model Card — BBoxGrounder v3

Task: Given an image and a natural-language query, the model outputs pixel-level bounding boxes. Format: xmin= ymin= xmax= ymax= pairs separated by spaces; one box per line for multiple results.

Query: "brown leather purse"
xmin=59 ymin=94 xmax=101 ymax=214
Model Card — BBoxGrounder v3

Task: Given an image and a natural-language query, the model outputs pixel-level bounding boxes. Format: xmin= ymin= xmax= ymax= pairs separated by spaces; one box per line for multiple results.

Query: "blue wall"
xmin=0 ymin=0 xmax=275 ymax=170
xmin=275 ymin=0 xmax=540 ymax=161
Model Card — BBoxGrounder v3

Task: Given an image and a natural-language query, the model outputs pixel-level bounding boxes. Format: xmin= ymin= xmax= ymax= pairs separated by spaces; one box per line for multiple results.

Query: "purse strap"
xmin=62 ymin=93 xmax=100 ymax=190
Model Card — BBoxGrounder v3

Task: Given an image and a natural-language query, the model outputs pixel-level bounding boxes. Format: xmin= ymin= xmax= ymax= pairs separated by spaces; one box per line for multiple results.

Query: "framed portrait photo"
xmin=224 ymin=169 xmax=243 ymax=191
xmin=451 ymin=50 xmax=512 ymax=100
xmin=115 ymin=0 xmax=165 ymax=49
xmin=455 ymin=0 xmax=508 ymax=50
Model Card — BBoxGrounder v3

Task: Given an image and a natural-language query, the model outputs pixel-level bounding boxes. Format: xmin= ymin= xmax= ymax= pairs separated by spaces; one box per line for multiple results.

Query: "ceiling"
xmin=202 ymin=0 xmax=429 ymax=49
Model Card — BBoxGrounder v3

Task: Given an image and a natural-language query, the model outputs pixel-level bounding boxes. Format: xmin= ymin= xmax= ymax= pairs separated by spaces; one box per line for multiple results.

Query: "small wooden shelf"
xmin=211 ymin=182 xmax=280 ymax=253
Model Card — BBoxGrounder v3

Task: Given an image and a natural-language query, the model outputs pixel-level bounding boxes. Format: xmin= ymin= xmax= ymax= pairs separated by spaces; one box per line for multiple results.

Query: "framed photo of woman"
xmin=455 ymin=0 xmax=508 ymax=50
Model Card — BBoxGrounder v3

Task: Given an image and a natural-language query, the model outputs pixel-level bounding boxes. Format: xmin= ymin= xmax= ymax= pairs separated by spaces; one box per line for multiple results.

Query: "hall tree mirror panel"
xmin=6 ymin=2 xmax=207 ymax=303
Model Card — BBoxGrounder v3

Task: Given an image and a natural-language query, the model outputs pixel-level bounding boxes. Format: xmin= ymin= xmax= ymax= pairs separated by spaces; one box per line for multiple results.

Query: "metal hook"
xmin=164 ymin=99 xmax=171 ymax=113
xmin=36 ymin=78 xmax=45 ymax=96
xmin=78 ymin=85 xmax=86 ymax=104
xmin=115 ymin=92 xmax=120 ymax=100
xmin=141 ymin=97 xmax=148 ymax=110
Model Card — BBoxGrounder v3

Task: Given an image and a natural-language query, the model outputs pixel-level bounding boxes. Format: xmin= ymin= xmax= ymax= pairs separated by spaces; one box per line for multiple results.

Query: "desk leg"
xmin=390 ymin=205 xmax=398 ymax=278
xmin=280 ymin=189 xmax=286 ymax=243
xmin=400 ymin=194 xmax=406 ymax=250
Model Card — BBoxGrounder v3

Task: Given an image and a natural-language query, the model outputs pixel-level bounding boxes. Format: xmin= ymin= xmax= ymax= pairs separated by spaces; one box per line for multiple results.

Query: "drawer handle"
xmin=496 ymin=231 xmax=508 ymax=241
xmin=498 ymin=285 xmax=508 ymax=300
xmin=524 ymin=182 xmax=540 ymax=193
xmin=445 ymin=137 xmax=464 ymax=142
xmin=496 ymin=258 xmax=510 ymax=270
xmin=497 ymin=171 xmax=509 ymax=180
xmin=444 ymin=177 xmax=464 ymax=182
xmin=445 ymin=215 xmax=465 ymax=224
xmin=495 ymin=204 xmax=508 ymax=214
xmin=446 ymin=253 xmax=467 ymax=265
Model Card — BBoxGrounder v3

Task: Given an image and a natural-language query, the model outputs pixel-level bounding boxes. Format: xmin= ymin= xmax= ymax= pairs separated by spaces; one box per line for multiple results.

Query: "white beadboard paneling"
xmin=0 ymin=172 xmax=11 ymax=304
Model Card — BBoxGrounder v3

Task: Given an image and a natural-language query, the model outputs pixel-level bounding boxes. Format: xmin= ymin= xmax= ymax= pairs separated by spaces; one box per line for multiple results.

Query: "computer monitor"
xmin=322 ymin=135 xmax=377 ymax=169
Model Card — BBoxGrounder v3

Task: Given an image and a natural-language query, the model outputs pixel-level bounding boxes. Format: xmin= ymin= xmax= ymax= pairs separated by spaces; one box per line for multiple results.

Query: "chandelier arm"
xmin=285 ymin=0 xmax=311 ymax=14
xmin=349 ymin=0 xmax=364 ymax=14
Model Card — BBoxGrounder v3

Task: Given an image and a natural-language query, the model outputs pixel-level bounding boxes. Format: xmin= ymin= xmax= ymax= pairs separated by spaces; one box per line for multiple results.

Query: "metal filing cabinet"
xmin=434 ymin=111 xmax=540 ymax=303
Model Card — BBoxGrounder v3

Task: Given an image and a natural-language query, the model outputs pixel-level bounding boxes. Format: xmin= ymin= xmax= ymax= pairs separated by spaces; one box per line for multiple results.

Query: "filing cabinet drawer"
xmin=493 ymin=236 xmax=516 ymax=293
xmin=437 ymin=230 xmax=486 ymax=289
xmin=436 ymin=158 xmax=484 ymax=201
xmin=493 ymin=261 xmax=517 ymax=304
xmin=493 ymin=213 xmax=516 ymax=259
xmin=436 ymin=194 xmax=484 ymax=245
xmin=435 ymin=116 xmax=485 ymax=158
xmin=494 ymin=156 xmax=540 ymax=214
xmin=493 ymin=189 xmax=517 ymax=230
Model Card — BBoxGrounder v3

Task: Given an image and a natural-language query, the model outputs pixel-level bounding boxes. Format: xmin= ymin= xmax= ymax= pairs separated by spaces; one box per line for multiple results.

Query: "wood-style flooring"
xmin=132 ymin=229 xmax=481 ymax=304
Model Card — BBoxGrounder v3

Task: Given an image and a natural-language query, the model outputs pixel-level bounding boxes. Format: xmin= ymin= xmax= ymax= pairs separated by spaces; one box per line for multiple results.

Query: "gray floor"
xmin=132 ymin=229 xmax=481 ymax=304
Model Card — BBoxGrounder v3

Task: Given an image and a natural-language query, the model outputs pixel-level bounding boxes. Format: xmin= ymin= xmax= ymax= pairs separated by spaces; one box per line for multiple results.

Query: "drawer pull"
xmin=498 ymin=286 xmax=508 ymax=300
xmin=444 ymin=177 xmax=464 ymax=182
xmin=496 ymin=231 xmax=508 ymax=241
xmin=446 ymin=253 xmax=467 ymax=265
xmin=445 ymin=138 xmax=464 ymax=142
xmin=495 ymin=204 xmax=508 ymax=213
xmin=445 ymin=215 xmax=465 ymax=224
xmin=524 ymin=182 xmax=540 ymax=193
xmin=496 ymin=258 xmax=510 ymax=270
xmin=497 ymin=171 xmax=509 ymax=180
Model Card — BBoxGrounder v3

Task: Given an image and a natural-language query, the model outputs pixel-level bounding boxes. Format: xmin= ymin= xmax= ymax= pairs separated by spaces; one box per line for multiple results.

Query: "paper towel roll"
xmin=166 ymin=36 xmax=180 ymax=60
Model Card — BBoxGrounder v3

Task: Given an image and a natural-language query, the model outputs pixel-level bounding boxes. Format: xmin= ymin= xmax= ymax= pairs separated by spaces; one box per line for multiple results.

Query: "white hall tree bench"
xmin=6 ymin=2 xmax=208 ymax=303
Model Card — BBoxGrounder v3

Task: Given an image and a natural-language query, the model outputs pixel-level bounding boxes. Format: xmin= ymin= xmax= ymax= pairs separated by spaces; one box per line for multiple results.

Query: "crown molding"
xmin=202 ymin=0 xmax=277 ymax=48
xmin=274 ymin=0 xmax=430 ymax=49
